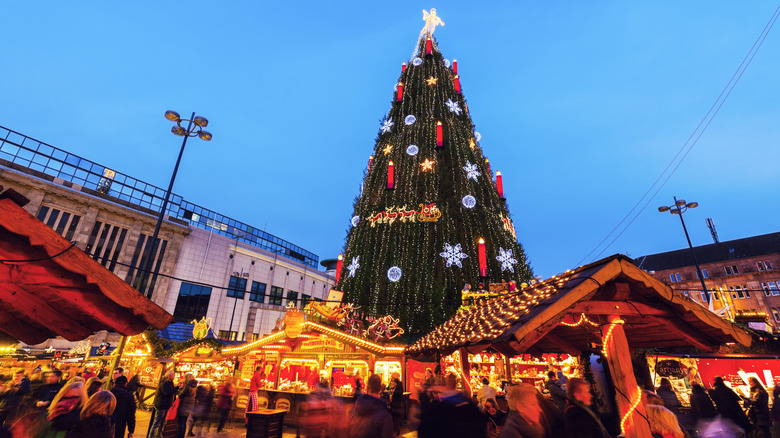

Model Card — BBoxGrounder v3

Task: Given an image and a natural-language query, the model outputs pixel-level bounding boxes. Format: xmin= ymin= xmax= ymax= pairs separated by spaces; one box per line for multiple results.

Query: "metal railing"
xmin=0 ymin=125 xmax=319 ymax=268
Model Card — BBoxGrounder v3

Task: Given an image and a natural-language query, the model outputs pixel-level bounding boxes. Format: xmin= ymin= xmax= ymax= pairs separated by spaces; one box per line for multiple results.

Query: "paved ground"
xmin=135 ymin=409 xmax=418 ymax=438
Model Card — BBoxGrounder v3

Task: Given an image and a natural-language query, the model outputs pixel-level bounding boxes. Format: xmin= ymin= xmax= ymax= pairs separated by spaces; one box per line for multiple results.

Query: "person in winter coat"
xmin=301 ymin=382 xmax=344 ymax=438
xmin=544 ymin=371 xmax=567 ymax=411
xmin=563 ymin=378 xmax=609 ymax=438
xmin=0 ymin=369 xmax=31 ymax=426
xmin=655 ymin=378 xmax=682 ymax=408
xmin=483 ymin=398 xmax=507 ymax=438
xmin=389 ymin=372 xmax=405 ymax=436
xmin=40 ymin=380 xmax=88 ymax=438
xmin=215 ymin=378 xmax=235 ymax=433
xmin=348 ymin=374 xmax=394 ymax=438
xmin=109 ymin=376 xmax=136 ymax=438
xmin=190 ymin=383 xmax=214 ymax=437
xmin=497 ymin=384 xmax=546 ymax=438
xmin=745 ymin=376 xmax=771 ymax=437
xmin=176 ymin=374 xmax=197 ymax=438
xmin=688 ymin=383 xmax=717 ymax=421
xmin=771 ymin=385 xmax=780 ymax=438
xmin=478 ymin=377 xmax=499 ymax=407
xmin=645 ymin=404 xmax=684 ymax=438
xmin=34 ymin=370 xmax=64 ymax=410
xmin=707 ymin=376 xmax=752 ymax=434
xmin=150 ymin=370 xmax=176 ymax=438
xmin=419 ymin=373 xmax=486 ymax=438
xmin=66 ymin=390 xmax=116 ymax=438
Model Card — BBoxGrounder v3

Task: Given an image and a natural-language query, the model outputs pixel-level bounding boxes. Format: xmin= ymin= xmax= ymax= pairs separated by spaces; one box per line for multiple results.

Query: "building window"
xmin=669 ymin=273 xmax=682 ymax=283
xmin=301 ymin=294 xmax=311 ymax=308
xmin=757 ymin=261 xmax=773 ymax=271
xmin=700 ymin=291 xmax=708 ymax=302
xmin=286 ymin=291 xmax=299 ymax=307
xmin=772 ymin=308 xmax=780 ymax=323
xmin=696 ymin=269 xmax=709 ymax=279
xmin=218 ymin=330 xmax=238 ymax=341
xmin=729 ymin=285 xmax=750 ymax=299
xmin=37 ymin=206 xmax=82 ymax=241
xmin=762 ymin=282 xmax=780 ymax=297
xmin=269 ymin=286 xmax=284 ymax=306
xmin=227 ymin=276 xmax=247 ymax=299
xmin=173 ymin=282 xmax=212 ymax=323
xmin=725 ymin=265 xmax=739 ymax=276
xmin=710 ymin=289 xmax=719 ymax=301
xmin=250 ymin=333 xmax=260 ymax=341
xmin=249 ymin=281 xmax=266 ymax=303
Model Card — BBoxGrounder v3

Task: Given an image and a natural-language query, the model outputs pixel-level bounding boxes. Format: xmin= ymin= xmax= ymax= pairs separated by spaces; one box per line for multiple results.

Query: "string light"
xmin=620 ymin=386 xmax=643 ymax=435
xmin=601 ymin=319 xmax=625 ymax=359
xmin=559 ymin=313 xmax=599 ymax=327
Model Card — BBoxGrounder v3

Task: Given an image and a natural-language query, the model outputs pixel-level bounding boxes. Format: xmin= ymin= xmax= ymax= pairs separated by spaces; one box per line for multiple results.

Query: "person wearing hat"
xmin=110 ymin=375 xmax=136 ymax=438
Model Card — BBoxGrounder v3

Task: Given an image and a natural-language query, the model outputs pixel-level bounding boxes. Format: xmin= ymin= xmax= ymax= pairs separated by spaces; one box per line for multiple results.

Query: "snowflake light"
xmin=445 ymin=99 xmax=462 ymax=115
xmin=444 ymin=59 xmax=451 ymax=68
xmin=347 ymin=256 xmax=360 ymax=278
xmin=381 ymin=118 xmax=394 ymax=134
xmin=387 ymin=266 xmax=402 ymax=282
xmin=351 ymin=216 xmax=359 ymax=227
xmin=440 ymin=243 xmax=468 ymax=268
xmin=496 ymin=248 xmax=518 ymax=272
xmin=463 ymin=161 xmax=480 ymax=181
xmin=412 ymin=57 xmax=423 ymax=66
xmin=406 ymin=145 xmax=419 ymax=156
xmin=405 ymin=115 xmax=416 ymax=125
xmin=475 ymin=131 xmax=482 ymax=142
xmin=462 ymin=195 xmax=476 ymax=209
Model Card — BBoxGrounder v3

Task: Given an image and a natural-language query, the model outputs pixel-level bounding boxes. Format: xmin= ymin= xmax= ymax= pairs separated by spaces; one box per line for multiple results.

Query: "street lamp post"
xmin=138 ymin=111 xmax=212 ymax=298
xmin=658 ymin=196 xmax=710 ymax=305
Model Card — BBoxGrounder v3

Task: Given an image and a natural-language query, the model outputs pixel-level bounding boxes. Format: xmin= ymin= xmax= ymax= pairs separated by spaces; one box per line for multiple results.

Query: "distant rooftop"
xmin=0 ymin=125 xmax=319 ymax=268
xmin=635 ymin=231 xmax=780 ymax=271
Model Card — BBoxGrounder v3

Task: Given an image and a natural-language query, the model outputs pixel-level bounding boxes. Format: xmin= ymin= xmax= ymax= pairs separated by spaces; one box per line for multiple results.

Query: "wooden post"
xmin=504 ymin=355 xmax=513 ymax=385
xmin=458 ymin=347 xmax=473 ymax=395
xmin=601 ymin=315 xmax=652 ymax=438
xmin=105 ymin=335 xmax=128 ymax=390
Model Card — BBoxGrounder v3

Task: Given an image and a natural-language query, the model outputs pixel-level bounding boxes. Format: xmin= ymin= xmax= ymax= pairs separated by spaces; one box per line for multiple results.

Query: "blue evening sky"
xmin=1 ymin=2 xmax=779 ymax=278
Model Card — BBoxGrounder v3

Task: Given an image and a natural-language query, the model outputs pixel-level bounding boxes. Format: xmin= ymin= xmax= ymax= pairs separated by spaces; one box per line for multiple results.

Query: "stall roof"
xmin=0 ymin=189 xmax=173 ymax=345
xmin=223 ymin=321 xmax=406 ymax=357
xmin=405 ymin=254 xmax=751 ymax=357
xmin=157 ymin=322 xmax=243 ymax=346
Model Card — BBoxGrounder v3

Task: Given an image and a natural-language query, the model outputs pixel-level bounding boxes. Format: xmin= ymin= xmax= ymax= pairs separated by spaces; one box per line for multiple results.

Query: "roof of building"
xmin=404 ymin=254 xmax=751 ymax=357
xmin=634 ymin=232 xmax=780 ymax=271
xmin=157 ymin=322 xmax=242 ymax=346
xmin=0 ymin=188 xmax=173 ymax=345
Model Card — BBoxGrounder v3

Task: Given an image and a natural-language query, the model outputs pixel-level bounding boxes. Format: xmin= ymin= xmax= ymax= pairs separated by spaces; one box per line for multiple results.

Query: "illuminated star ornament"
xmin=383 ymin=144 xmax=393 ymax=155
xmin=469 ymin=138 xmax=476 ymax=149
xmin=421 ymin=8 xmax=444 ymax=36
xmin=496 ymin=247 xmax=518 ymax=272
xmin=420 ymin=158 xmax=435 ymax=171
xmin=426 ymin=76 xmax=438 ymax=86
xmin=347 ymin=256 xmax=360 ymax=278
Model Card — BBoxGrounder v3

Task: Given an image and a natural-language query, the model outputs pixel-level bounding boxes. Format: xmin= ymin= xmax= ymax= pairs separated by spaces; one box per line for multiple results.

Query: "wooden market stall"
xmin=0 ymin=188 xmax=173 ymax=344
xmin=405 ymin=254 xmax=752 ymax=438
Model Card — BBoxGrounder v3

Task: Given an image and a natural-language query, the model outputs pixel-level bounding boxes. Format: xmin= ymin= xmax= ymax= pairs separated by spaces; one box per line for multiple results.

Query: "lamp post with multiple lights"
xmin=138 ymin=111 xmax=212 ymax=298
xmin=658 ymin=197 xmax=710 ymax=305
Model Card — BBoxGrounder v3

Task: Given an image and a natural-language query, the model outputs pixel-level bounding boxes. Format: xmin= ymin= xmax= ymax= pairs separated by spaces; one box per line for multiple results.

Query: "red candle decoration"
xmin=485 ymin=158 xmax=491 ymax=175
xmin=478 ymin=238 xmax=487 ymax=277
xmin=496 ymin=171 xmax=504 ymax=199
xmin=368 ymin=155 xmax=373 ymax=171
xmin=402 ymin=62 xmax=406 ymax=73
xmin=436 ymin=121 xmax=443 ymax=148
xmin=453 ymin=58 xmax=458 ymax=74
xmin=426 ymin=37 xmax=432 ymax=55
xmin=387 ymin=161 xmax=395 ymax=189
xmin=454 ymin=75 xmax=461 ymax=94
xmin=397 ymin=82 xmax=404 ymax=102
xmin=335 ymin=254 xmax=344 ymax=284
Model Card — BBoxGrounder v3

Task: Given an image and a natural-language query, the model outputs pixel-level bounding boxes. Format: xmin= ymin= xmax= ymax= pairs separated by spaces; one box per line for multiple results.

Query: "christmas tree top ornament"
xmin=421 ymin=9 xmax=445 ymax=37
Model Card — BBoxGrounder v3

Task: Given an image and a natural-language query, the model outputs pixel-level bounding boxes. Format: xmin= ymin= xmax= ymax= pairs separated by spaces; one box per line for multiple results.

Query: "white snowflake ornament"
xmin=347 ymin=256 xmax=360 ymax=278
xmin=406 ymin=145 xmax=419 ymax=156
xmin=496 ymin=248 xmax=518 ymax=273
xmin=387 ymin=266 xmax=402 ymax=282
xmin=462 ymin=195 xmax=476 ymax=209
xmin=351 ymin=216 xmax=359 ymax=227
xmin=463 ymin=161 xmax=480 ymax=181
xmin=445 ymin=99 xmax=462 ymax=115
xmin=380 ymin=118 xmax=394 ymax=134
xmin=444 ymin=59 xmax=451 ymax=68
xmin=412 ymin=57 xmax=423 ymax=66
xmin=440 ymin=243 xmax=468 ymax=268
xmin=405 ymin=115 xmax=416 ymax=125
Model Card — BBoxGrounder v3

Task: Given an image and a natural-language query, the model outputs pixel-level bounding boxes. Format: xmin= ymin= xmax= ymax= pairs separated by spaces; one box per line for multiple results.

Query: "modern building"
xmin=0 ymin=125 xmax=333 ymax=344
xmin=634 ymin=232 xmax=780 ymax=330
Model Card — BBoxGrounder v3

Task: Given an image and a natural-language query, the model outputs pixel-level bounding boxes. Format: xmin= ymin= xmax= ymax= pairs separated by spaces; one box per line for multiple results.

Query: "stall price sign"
xmin=655 ymin=360 xmax=686 ymax=378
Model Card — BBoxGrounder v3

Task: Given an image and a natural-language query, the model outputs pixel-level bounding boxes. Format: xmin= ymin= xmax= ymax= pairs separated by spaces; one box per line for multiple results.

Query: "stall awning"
xmin=0 ymin=189 xmax=173 ymax=345
xmin=405 ymin=254 xmax=751 ymax=357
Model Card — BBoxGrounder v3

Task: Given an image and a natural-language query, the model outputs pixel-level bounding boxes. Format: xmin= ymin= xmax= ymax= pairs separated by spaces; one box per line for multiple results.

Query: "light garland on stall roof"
xmin=620 ymin=386 xmax=643 ymax=435
xmin=558 ymin=313 xmax=599 ymax=328
xmin=325 ymin=360 xmax=369 ymax=369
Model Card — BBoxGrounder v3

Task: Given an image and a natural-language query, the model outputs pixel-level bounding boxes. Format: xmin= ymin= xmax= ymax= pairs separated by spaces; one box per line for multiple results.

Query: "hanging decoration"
xmin=387 ymin=266 xmax=402 ymax=282
xmin=365 ymin=315 xmax=405 ymax=341
xmin=382 ymin=144 xmax=393 ymax=155
xmin=444 ymin=59 xmax=451 ymax=68
xmin=191 ymin=317 xmax=212 ymax=340
xmin=463 ymin=161 xmax=480 ymax=180
xmin=469 ymin=139 xmax=476 ymax=149
xmin=380 ymin=118 xmax=394 ymax=134
xmin=347 ymin=256 xmax=360 ymax=278
xmin=412 ymin=57 xmax=423 ymax=66
xmin=406 ymin=145 xmax=419 ymax=156
xmin=420 ymin=158 xmax=435 ymax=171
xmin=496 ymin=247 xmax=518 ymax=272
xmin=445 ymin=99 xmax=463 ymax=115
xmin=436 ymin=121 xmax=443 ymax=148
xmin=335 ymin=254 xmax=344 ymax=283
xmin=426 ymin=76 xmax=438 ymax=86
xmin=478 ymin=238 xmax=487 ymax=277
xmin=405 ymin=115 xmax=416 ymax=125
xmin=440 ymin=243 xmax=468 ymax=268
xmin=368 ymin=203 xmax=442 ymax=226
xmin=475 ymin=131 xmax=482 ymax=141
xmin=462 ymin=195 xmax=476 ymax=209
xmin=351 ymin=215 xmax=360 ymax=227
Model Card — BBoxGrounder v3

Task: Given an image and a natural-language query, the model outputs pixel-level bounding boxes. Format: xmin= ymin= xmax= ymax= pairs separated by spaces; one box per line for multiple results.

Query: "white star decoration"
xmin=347 ymin=256 xmax=360 ymax=278
xmin=496 ymin=247 xmax=518 ymax=272
xmin=463 ymin=161 xmax=480 ymax=181
xmin=440 ymin=243 xmax=468 ymax=268
xmin=445 ymin=99 xmax=462 ymax=115
xmin=380 ymin=118 xmax=394 ymax=134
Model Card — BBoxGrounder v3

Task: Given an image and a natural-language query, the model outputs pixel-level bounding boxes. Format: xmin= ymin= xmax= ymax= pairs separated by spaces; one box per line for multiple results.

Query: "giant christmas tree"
xmin=338 ymin=11 xmax=533 ymax=335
